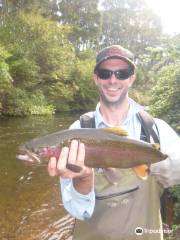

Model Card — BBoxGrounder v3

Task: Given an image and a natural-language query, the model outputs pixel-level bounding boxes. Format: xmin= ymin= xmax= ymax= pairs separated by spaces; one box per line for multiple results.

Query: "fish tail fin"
xmin=133 ymin=164 xmax=149 ymax=180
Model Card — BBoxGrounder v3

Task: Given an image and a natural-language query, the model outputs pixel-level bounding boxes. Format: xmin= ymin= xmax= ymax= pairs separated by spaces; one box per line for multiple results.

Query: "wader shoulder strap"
xmin=80 ymin=111 xmax=95 ymax=128
xmin=137 ymin=110 xmax=160 ymax=144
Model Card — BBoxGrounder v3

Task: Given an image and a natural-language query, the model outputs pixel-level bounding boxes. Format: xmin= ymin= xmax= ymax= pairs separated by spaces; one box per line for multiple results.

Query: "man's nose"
xmin=108 ymin=73 xmax=118 ymax=84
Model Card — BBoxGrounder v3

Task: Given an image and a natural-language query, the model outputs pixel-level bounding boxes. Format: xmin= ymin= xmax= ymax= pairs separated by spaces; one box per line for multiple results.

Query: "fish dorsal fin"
xmin=103 ymin=127 xmax=128 ymax=137
xmin=152 ymin=143 xmax=160 ymax=150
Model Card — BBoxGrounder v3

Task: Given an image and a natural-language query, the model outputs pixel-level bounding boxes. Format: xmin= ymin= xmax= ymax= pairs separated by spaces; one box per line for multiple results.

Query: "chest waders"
xmin=72 ymin=111 xmax=165 ymax=240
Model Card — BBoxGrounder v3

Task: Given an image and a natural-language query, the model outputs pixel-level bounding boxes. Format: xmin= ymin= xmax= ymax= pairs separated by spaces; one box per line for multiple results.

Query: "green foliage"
xmin=0 ymin=0 xmax=59 ymax=19
xmin=170 ymin=186 xmax=180 ymax=219
xmin=0 ymin=11 xmax=76 ymax=115
xmin=69 ymin=51 xmax=98 ymax=111
xmin=100 ymin=0 xmax=162 ymax=54
xmin=58 ymin=0 xmax=101 ymax=49
xmin=0 ymin=44 xmax=13 ymax=113
xmin=150 ymin=63 xmax=180 ymax=132
xmin=0 ymin=45 xmax=12 ymax=89
xmin=9 ymin=57 xmax=40 ymax=89
xmin=4 ymin=88 xmax=55 ymax=116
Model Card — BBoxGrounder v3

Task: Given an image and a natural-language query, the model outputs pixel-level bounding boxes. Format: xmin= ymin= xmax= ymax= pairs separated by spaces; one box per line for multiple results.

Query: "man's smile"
xmin=104 ymin=86 xmax=122 ymax=95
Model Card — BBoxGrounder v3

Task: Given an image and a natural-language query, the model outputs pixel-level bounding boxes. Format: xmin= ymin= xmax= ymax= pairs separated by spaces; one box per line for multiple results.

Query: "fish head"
xmin=16 ymin=144 xmax=61 ymax=165
xmin=16 ymin=144 xmax=42 ymax=163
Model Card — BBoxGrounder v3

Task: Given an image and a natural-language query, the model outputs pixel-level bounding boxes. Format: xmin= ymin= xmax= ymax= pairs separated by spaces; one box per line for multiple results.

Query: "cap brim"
xmin=94 ymin=55 xmax=135 ymax=72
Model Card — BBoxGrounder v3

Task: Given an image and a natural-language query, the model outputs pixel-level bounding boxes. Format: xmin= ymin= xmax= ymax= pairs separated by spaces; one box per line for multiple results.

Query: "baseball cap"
xmin=94 ymin=45 xmax=135 ymax=72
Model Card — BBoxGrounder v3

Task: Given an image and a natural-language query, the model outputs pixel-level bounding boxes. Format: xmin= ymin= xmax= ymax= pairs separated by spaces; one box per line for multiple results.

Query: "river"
xmin=0 ymin=113 xmax=79 ymax=240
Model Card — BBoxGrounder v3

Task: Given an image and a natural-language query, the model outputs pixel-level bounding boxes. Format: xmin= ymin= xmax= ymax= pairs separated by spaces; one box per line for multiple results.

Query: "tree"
xmin=0 ymin=0 xmax=59 ymax=19
xmin=69 ymin=50 xmax=98 ymax=111
xmin=58 ymin=0 xmax=101 ymax=50
xmin=147 ymin=35 xmax=180 ymax=132
xmin=0 ymin=43 xmax=12 ymax=113
xmin=100 ymin=0 xmax=162 ymax=55
xmin=0 ymin=12 xmax=76 ymax=115
xmin=150 ymin=63 xmax=180 ymax=132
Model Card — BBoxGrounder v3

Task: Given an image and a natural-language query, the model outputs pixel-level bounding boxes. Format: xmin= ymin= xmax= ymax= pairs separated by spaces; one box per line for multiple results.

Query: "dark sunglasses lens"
xmin=116 ymin=70 xmax=131 ymax=80
xmin=97 ymin=69 xmax=112 ymax=79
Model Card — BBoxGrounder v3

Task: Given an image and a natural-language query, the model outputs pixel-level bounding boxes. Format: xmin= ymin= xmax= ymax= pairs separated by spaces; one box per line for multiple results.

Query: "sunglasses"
xmin=95 ymin=68 xmax=133 ymax=80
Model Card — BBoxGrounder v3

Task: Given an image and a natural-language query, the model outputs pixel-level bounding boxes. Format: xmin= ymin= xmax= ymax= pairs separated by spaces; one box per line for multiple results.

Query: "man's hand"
xmin=48 ymin=139 xmax=94 ymax=194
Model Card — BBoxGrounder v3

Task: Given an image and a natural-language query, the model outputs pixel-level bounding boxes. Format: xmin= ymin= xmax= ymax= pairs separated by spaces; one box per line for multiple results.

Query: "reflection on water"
xmin=0 ymin=113 xmax=78 ymax=239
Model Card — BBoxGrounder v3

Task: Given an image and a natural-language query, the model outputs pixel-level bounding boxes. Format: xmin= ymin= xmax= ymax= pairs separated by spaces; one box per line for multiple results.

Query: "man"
xmin=48 ymin=45 xmax=180 ymax=240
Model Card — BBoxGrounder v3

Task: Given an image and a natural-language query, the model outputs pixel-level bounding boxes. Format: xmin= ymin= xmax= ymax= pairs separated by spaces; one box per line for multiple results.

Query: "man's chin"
xmin=101 ymin=97 xmax=124 ymax=106
xmin=103 ymin=92 xmax=129 ymax=105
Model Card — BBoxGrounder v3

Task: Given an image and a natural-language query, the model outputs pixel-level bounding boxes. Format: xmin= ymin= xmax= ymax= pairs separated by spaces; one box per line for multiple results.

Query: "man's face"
xmin=94 ymin=58 xmax=135 ymax=107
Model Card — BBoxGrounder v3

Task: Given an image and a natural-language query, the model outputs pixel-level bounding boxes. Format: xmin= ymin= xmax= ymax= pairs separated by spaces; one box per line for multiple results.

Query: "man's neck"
xmin=99 ymin=98 xmax=130 ymax=126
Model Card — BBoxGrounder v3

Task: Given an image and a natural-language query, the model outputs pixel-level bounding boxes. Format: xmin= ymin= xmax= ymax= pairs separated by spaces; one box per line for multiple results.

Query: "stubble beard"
xmin=97 ymin=85 xmax=129 ymax=108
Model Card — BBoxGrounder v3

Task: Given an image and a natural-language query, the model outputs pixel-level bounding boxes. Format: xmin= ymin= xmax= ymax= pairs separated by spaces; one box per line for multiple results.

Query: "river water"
xmin=0 ymin=113 xmax=79 ymax=240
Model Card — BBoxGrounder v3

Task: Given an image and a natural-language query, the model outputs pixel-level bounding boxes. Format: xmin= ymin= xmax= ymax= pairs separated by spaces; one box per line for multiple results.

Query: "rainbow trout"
xmin=17 ymin=127 xmax=167 ymax=177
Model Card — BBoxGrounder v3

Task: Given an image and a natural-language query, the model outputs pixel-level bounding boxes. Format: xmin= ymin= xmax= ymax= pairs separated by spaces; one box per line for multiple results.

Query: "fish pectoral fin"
xmin=133 ymin=164 xmax=149 ymax=180
xmin=103 ymin=127 xmax=128 ymax=136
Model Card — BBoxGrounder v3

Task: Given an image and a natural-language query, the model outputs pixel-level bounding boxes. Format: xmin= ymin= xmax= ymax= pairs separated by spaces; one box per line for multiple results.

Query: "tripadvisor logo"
xmin=135 ymin=227 xmax=173 ymax=235
xmin=135 ymin=227 xmax=143 ymax=235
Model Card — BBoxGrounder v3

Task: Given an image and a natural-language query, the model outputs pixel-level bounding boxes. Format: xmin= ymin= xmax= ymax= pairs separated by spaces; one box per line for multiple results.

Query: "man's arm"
xmin=150 ymin=119 xmax=180 ymax=188
xmin=48 ymin=120 xmax=96 ymax=220
xmin=60 ymin=177 xmax=95 ymax=220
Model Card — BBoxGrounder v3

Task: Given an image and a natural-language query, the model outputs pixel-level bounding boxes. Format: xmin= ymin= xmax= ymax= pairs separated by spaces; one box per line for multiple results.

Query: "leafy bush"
xmin=0 ymin=45 xmax=12 ymax=86
xmin=0 ymin=12 xmax=75 ymax=115
xmin=150 ymin=63 xmax=180 ymax=132
xmin=170 ymin=186 xmax=180 ymax=219
xmin=3 ymin=89 xmax=55 ymax=116
xmin=69 ymin=53 xmax=98 ymax=111
xmin=150 ymin=62 xmax=180 ymax=225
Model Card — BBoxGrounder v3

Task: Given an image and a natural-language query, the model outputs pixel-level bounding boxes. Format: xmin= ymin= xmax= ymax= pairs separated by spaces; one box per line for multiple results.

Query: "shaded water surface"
xmin=0 ymin=114 xmax=79 ymax=240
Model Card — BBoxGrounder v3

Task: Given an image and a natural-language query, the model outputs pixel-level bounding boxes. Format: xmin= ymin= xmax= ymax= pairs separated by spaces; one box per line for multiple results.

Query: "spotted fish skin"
xmin=17 ymin=128 xmax=167 ymax=171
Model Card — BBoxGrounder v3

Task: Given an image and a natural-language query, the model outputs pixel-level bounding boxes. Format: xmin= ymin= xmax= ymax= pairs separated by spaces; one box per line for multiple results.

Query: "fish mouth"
xmin=17 ymin=146 xmax=41 ymax=163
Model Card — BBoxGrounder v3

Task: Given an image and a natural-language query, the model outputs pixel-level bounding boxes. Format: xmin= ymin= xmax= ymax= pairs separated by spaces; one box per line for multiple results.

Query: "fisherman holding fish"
xmin=45 ymin=45 xmax=180 ymax=240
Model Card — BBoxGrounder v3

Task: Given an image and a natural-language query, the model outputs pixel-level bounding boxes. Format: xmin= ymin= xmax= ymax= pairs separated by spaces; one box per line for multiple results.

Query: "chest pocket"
xmin=95 ymin=168 xmax=140 ymax=200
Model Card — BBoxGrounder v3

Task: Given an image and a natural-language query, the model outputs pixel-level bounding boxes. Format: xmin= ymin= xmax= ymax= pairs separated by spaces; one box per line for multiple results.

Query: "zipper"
xmin=96 ymin=185 xmax=139 ymax=200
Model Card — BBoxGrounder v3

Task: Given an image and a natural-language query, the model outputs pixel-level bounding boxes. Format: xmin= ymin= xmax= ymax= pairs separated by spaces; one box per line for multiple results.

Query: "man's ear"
xmin=93 ymin=74 xmax=98 ymax=85
xmin=129 ymin=74 xmax=136 ymax=87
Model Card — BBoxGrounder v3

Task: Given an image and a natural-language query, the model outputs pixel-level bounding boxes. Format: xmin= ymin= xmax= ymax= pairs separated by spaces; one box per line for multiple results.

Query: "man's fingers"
xmin=48 ymin=157 xmax=57 ymax=176
xmin=76 ymin=142 xmax=85 ymax=166
xmin=68 ymin=140 xmax=79 ymax=165
xmin=48 ymin=140 xmax=89 ymax=179
xmin=57 ymin=146 xmax=69 ymax=170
